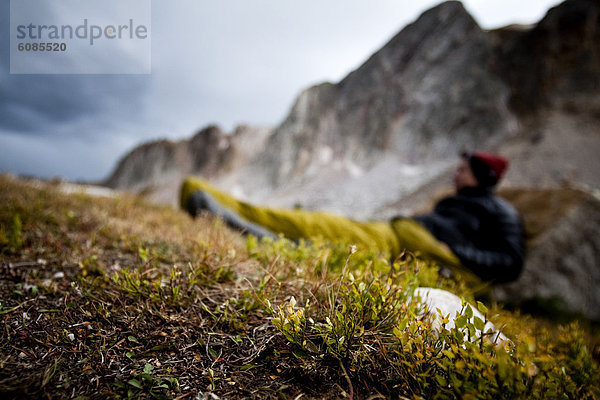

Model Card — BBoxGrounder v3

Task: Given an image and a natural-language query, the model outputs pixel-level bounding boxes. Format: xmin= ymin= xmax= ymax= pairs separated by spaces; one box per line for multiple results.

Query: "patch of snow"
xmin=398 ymin=164 xmax=422 ymax=176
xmin=319 ymin=146 xmax=333 ymax=164
xmin=230 ymin=185 xmax=248 ymax=201
xmin=265 ymin=154 xmax=455 ymax=220
xmin=59 ymin=183 xmax=117 ymax=198
xmin=346 ymin=160 xmax=364 ymax=178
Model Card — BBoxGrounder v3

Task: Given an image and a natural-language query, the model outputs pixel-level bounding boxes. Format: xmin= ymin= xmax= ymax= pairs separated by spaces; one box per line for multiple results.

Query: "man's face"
xmin=453 ymin=159 xmax=479 ymax=191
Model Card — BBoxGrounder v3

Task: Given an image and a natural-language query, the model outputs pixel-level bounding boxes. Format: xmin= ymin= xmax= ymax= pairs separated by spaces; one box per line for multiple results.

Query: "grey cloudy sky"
xmin=0 ymin=0 xmax=563 ymax=182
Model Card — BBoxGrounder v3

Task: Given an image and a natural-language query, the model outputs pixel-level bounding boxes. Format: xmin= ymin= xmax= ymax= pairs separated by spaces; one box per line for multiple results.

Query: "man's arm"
xmin=449 ymin=212 xmax=525 ymax=283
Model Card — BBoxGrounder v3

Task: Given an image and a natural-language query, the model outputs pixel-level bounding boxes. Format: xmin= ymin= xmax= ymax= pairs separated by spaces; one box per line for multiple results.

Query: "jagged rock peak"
xmin=340 ymin=1 xmax=478 ymax=87
xmin=253 ymin=0 xmax=514 ymax=189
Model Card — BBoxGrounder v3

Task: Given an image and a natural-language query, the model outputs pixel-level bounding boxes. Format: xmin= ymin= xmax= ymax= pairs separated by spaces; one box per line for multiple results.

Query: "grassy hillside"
xmin=1 ymin=175 xmax=598 ymax=399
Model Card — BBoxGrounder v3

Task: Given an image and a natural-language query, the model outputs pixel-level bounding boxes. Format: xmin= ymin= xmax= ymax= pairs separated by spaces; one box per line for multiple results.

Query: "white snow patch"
xmin=230 ymin=185 xmax=248 ymax=201
xmin=319 ymin=146 xmax=333 ymax=164
xmin=398 ymin=164 xmax=423 ymax=176
xmin=262 ymin=154 xmax=455 ymax=220
xmin=346 ymin=160 xmax=364 ymax=178
xmin=59 ymin=182 xmax=117 ymax=198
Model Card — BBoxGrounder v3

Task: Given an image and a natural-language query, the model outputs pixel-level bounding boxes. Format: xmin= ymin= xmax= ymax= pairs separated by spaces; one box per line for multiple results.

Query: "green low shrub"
xmin=259 ymin=238 xmax=600 ymax=399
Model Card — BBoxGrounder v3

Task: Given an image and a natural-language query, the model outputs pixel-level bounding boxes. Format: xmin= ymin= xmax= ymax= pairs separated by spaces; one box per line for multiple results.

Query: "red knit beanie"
xmin=463 ymin=151 xmax=509 ymax=187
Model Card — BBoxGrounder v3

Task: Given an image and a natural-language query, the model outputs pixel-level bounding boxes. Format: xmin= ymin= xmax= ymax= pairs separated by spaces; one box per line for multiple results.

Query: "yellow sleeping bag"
xmin=180 ymin=177 xmax=466 ymax=268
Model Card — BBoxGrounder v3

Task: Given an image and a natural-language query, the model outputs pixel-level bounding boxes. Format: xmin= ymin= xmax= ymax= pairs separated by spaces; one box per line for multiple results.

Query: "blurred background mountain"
xmin=104 ymin=0 xmax=600 ymax=219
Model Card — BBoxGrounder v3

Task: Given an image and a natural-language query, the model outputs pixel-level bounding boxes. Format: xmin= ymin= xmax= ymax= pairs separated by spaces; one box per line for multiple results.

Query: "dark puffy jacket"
xmin=413 ymin=187 xmax=525 ymax=283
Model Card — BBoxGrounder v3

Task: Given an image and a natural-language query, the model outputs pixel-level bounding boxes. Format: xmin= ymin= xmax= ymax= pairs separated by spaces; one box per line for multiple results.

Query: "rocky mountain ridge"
xmin=104 ymin=0 xmax=599 ymax=218
xmin=104 ymin=124 xmax=272 ymax=204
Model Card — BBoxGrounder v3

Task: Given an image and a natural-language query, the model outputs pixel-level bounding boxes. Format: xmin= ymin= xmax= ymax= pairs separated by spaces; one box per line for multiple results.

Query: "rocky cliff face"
xmin=104 ymin=2 xmax=519 ymax=208
xmin=491 ymin=0 xmax=600 ymax=115
xmin=105 ymin=0 xmax=600 ymax=213
xmin=257 ymin=1 xmax=515 ymax=189
xmin=235 ymin=0 xmax=599 ymax=216
xmin=494 ymin=0 xmax=600 ymax=191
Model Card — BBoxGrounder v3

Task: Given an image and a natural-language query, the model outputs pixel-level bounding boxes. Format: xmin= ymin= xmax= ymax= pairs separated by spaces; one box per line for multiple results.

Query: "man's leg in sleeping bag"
xmin=186 ymin=190 xmax=278 ymax=240
xmin=180 ymin=177 xmax=399 ymax=254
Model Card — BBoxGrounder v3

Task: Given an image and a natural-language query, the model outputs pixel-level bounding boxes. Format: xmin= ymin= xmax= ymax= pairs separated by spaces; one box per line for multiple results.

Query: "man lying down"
xmin=180 ymin=151 xmax=525 ymax=289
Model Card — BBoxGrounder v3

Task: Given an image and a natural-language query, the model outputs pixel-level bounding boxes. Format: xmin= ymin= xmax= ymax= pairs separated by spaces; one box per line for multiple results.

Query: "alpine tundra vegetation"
xmin=1 ymin=176 xmax=598 ymax=399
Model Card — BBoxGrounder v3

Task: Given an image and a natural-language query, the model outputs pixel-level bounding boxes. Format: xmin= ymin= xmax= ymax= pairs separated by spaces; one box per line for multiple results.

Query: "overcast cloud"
xmin=0 ymin=0 xmax=563 ymax=182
